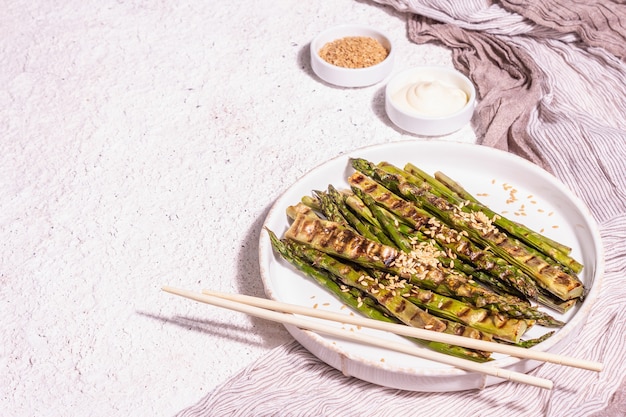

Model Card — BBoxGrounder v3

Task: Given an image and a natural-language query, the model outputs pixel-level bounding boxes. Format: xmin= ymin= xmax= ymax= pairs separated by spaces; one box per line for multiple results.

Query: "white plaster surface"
xmin=0 ymin=1 xmax=474 ymax=415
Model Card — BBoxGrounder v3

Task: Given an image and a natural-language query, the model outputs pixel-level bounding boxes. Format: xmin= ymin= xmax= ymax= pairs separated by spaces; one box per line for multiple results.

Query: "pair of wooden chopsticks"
xmin=161 ymin=286 xmax=603 ymax=390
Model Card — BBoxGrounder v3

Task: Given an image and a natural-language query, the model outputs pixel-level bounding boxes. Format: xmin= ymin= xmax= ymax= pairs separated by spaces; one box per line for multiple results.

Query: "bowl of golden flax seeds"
xmin=310 ymin=24 xmax=395 ymax=88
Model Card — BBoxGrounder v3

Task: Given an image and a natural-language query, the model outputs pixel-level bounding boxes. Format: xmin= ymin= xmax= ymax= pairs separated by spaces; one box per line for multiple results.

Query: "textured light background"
xmin=0 ymin=1 xmax=474 ymax=415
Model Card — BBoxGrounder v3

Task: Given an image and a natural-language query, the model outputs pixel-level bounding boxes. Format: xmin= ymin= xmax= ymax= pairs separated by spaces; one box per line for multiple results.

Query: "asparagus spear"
xmin=348 ymin=173 xmax=540 ymax=300
xmin=387 ymin=160 xmax=584 ymax=290
xmin=269 ymin=227 xmax=384 ymax=317
xmin=344 ymin=193 xmax=383 ymax=228
xmin=351 ymin=158 xmax=584 ymax=301
xmin=267 ymin=229 xmax=491 ymax=362
xmin=326 ymin=186 xmax=396 ymax=247
xmin=513 ymin=331 xmax=555 ymax=349
xmin=289 ymin=239 xmax=552 ymax=347
xmin=284 ymin=238 xmax=502 ymax=346
xmin=301 ymin=195 xmax=322 ymax=212
xmin=348 ymin=188 xmax=516 ymax=293
xmin=368 ymin=270 xmax=529 ymax=343
xmin=315 ymin=189 xmax=353 ymax=225
xmin=348 ymin=173 xmax=565 ymax=325
xmin=285 ymin=212 xmax=398 ymax=270
xmin=346 ymin=193 xmax=565 ymax=326
xmin=286 ymin=201 xmax=320 ymax=220
xmin=537 ymin=289 xmax=579 ymax=314
xmin=405 ymin=287 xmax=528 ymax=343
xmin=344 ymin=192 xmax=424 ymax=249
xmin=285 ymin=211 xmax=554 ymax=324
xmin=354 ymin=188 xmax=415 ymax=253
xmin=419 ymin=216 xmax=542 ymax=300
xmin=431 ymin=169 xmax=573 ymax=257
xmin=287 ymin=238 xmax=445 ymax=331
xmin=407 ymin=164 xmax=582 ymax=272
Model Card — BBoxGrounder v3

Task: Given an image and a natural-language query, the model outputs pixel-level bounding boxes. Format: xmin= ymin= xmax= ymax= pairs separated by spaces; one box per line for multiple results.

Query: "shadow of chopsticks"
xmin=137 ymin=310 xmax=285 ymax=349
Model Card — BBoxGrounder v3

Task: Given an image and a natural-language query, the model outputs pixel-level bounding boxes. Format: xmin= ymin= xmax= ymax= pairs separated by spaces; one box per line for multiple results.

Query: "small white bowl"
xmin=310 ymin=24 xmax=394 ymax=88
xmin=385 ymin=66 xmax=476 ymax=136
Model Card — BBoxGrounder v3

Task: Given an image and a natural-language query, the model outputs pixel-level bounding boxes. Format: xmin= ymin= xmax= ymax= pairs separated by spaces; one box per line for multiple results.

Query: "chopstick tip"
xmin=161 ymin=285 xmax=176 ymax=293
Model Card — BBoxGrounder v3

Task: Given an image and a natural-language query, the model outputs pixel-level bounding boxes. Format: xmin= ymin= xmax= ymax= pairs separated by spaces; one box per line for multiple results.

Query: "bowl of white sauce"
xmin=385 ymin=66 xmax=476 ymax=136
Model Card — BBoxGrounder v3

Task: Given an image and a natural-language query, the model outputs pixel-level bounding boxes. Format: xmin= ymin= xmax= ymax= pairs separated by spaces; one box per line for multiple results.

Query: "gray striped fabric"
xmin=501 ymin=0 xmax=626 ymax=60
xmin=178 ymin=1 xmax=626 ymax=415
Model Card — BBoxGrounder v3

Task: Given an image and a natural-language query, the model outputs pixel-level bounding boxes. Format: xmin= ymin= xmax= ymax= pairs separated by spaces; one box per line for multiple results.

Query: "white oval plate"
xmin=258 ymin=141 xmax=604 ymax=392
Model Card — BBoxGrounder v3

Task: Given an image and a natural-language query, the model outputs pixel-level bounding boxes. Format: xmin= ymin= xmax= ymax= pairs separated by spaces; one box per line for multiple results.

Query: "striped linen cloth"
xmin=177 ymin=1 xmax=626 ymax=415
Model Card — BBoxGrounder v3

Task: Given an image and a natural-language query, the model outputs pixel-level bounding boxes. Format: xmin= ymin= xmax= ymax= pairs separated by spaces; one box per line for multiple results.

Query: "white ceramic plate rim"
xmin=258 ymin=140 xmax=604 ymax=391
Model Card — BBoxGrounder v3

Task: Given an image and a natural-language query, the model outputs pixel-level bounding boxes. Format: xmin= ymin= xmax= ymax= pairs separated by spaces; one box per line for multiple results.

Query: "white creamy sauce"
xmin=393 ymin=79 xmax=468 ymax=117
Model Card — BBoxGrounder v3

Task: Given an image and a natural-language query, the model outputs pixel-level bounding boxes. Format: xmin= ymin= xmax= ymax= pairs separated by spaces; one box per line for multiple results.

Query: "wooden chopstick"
xmin=200 ymin=289 xmax=603 ymax=373
xmin=162 ymin=286 xmax=560 ymax=389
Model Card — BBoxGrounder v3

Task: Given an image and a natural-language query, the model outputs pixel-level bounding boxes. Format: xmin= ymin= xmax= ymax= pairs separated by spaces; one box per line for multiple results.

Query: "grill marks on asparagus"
xmin=349 ymin=173 xmax=541 ymax=301
xmin=350 ymin=171 xmax=431 ymax=230
xmin=269 ymin=158 xmax=583 ymax=359
xmin=423 ymin=209 xmax=540 ymax=300
xmin=287 ymin=199 xmax=548 ymax=327
xmin=267 ymin=229 xmax=493 ymax=362
xmin=426 ymin=167 xmax=583 ymax=273
xmin=285 ymin=213 xmax=398 ymax=269
xmin=285 ymin=225 xmax=526 ymax=342
xmin=351 ymin=158 xmax=584 ymax=302
xmin=289 ymin=239 xmax=497 ymax=347
xmin=426 ymin=188 xmax=583 ymax=301
xmin=285 ymin=200 xmax=531 ymax=330
xmin=401 ymin=278 xmax=528 ymax=343
xmin=290 ymin=240 xmax=446 ymax=332
xmin=348 ymin=166 xmax=565 ymax=325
